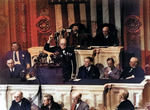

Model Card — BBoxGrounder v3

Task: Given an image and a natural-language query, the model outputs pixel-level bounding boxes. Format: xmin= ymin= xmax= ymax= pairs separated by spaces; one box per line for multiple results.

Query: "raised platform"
xmin=0 ymin=77 xmax=149 ymax=110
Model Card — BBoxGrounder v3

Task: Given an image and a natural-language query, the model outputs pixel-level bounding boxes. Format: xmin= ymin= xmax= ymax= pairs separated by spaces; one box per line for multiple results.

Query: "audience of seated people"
xmin=100 ymin=58 xmax=121 ymax=79
xmin=71 ymin=92 xmax=89 ymax=110
xmin=116 ymin=89 xmax=134 ymax=110
xmin=92 ymin=25 xmax=119 ymax=46
xmin=41 ymin=94 xmax=61 ymax=110
xmin=9 ymin=91 xmax=31 ymax=110
xmin=77 ymin=57 xmax=100 ymax=79
xmin=2 ymin=59 xmax=25 ymax=78
xmin=120 ymin=57 xmax=145 ymax=79
xmin=5 ymin=42 xmax=31 ymax=70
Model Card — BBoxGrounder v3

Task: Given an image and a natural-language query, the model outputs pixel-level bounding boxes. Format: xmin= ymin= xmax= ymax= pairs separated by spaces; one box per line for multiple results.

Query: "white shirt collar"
xmin=10 ymin=67 xmax=15 ymax=72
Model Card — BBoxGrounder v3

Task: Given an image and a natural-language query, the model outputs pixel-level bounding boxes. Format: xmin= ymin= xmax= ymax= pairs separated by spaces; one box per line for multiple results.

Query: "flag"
xmin=48 ymin=0 xmax=122 ymax=45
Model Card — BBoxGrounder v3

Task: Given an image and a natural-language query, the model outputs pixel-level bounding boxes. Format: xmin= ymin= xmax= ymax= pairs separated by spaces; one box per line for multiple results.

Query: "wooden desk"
xmin=28 ymin=46 xmax=123 ymax=74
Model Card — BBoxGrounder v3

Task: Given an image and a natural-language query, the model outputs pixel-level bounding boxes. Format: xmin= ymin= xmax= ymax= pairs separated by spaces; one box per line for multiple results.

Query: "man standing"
xmin=6 ymin=42 xmax=31 ymax=69
xmin=2 ymin=59 xmax=24 ymax=78
xmin=71 ymin=92 xmax=89 ymax=110
xmin=9 ymin=91 xmax=31 ymax=110
xmin=44 ymin=37 xmax=76 ymax=82
xmin=41 ymin=94 xmax=61 ymax=110
xmin=92 ymin=26 xmax=119 ymax=46
xmin=77 ymin=57 xmax=100 ymax=79
xmin=120 ymin=57 xmax=145 ymax=79
xmin=100 ymin=58 xmax=121 ymax=79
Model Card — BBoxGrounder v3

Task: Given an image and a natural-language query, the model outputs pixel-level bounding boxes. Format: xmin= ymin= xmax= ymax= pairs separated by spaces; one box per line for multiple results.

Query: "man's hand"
xmin=72 ymin=73 xmax=76 ymax=78
xmin=126 ymin=75 xmax=135 ymax=79
xmin=47 ymin=34 xmax=54 ymax=44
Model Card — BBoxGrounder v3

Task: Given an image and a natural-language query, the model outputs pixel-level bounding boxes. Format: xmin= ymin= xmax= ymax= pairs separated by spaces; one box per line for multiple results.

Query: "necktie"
xmin=129 ymin=68 xmax=133 ymax=73
xmin=14 ymin=51 xmax=18 ymax=61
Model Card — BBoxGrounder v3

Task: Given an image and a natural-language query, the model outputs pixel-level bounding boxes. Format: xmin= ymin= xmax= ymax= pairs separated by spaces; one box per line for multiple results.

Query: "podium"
xmin=35 ymin=64 xmax=63 ymax=84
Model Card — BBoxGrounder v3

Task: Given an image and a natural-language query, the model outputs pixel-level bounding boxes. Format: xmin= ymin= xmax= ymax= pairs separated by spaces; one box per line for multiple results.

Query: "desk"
xmin=36 ymin=66 xmax=63 ymax=84
xmin=0 ymin=78 xmax=148 ymax=110
xmin=28 ymin=46 xmax=123 ymax=74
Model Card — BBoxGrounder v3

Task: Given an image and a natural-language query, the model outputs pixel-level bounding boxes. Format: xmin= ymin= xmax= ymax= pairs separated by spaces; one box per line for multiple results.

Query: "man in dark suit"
xmin=9 ymin=91 xmax=31 ymax=110
xmin=71 ymin=92 xmax=89 ymax=110
xmin=77 ymin=57 xmax=100 ymax=79
xmin=41 ymin=94 xmax=61 ymax=110
xmin=44 ymin=37 xmax=76 ymax=82
xmin=116 ymin=89 xmax=134 ymax=110
xmin=120 ymin=57 xmax=145 ymax=79
xmin=92 ymin=26 xmax=119 ymax=46
xmin=6 ymin=42 xmax=31 ymax=70
xmin=100 ymin=58 xmax=121 ymax=79
xmin=2 ymin=59 xmax=24 ymax=78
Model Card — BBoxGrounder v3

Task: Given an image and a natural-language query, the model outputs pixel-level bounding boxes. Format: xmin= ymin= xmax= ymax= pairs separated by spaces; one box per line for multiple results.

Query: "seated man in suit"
xmin=44 ymin=37 xmax=76 ymax=82
xmin=71 ymin=92 xmax=89 ymax=110
xmin=100 ymin=58 xmax=121 ymax=79
xmin=120 ymin=57 xmax=145 ymax=79
xmin=6 ymin=42 xmax=31 ymax=69
xmin=9 ymin=91 xmax=31 ymax=110
xmin=2 ymin=59 xmax=24 ymax=78
xmin=41 ymin=94 xmax=61 ymax=110
xmin=92 ymin=26 xmax=119 ymax=46
xmin=116 ymin=89 xmax=134 ymax=110
xmin=77 ymin=57 xmax=100 ymax=79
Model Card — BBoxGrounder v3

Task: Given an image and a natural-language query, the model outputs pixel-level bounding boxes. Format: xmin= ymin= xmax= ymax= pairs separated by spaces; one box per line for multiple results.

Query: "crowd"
xmin=2 ymin=24 xmax=145 ymax=110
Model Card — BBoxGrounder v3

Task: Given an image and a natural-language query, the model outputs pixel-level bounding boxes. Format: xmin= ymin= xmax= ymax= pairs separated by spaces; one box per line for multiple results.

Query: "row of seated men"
xmin=9 ymin=90 xmax=134 ymax=110
xmin=9 ymin=89 xmax=134 ymax=110
xmin=2 ymin=40 xmax=145 ymax=82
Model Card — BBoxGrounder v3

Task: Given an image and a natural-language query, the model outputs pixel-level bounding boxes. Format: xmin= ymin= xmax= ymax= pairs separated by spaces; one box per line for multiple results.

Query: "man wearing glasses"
xmin=44 ymin=36 xmax=76 ymax=82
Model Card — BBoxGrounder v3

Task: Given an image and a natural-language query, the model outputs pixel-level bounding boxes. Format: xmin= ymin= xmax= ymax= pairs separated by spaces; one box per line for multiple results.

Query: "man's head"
xmin=102 ymin=26 xmax=110 ymax=36
xmin=118 ymin=89 xmax=129 ymax=101
xmin=11 ymin=42 xmax=20 ymax=51
xmin=6 ymin=59 xmax=15 ymax=69
xmin=107 ymin=58 xmax=115 ymax=68
xmin=84 ymin=57 xmax=93 ymax=67
xmin=72 ymin=92 xmax=82 ymax=104
xmin=129 ymin=57 xmax=139 ymax=68
xmin=72 ymin=25 xmax=79 ymax=34
xmin=59 ymin=38 xmax=67 ymax=50
xmin=14 ymin=91 xmax=23 ymax=102
xmin=43 ymin=94 xmax=54 ymax=106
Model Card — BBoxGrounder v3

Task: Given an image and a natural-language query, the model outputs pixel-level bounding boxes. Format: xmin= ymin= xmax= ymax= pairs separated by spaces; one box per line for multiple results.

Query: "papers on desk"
xmin=27 ymin=76 xmax=36 ymax=81
xmin=73 ymin=79 xmax=81 ymax=81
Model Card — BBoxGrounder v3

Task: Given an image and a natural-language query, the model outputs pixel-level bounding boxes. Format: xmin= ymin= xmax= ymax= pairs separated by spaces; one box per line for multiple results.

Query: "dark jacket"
xmin=44 ymin=43 xmax=76 ymax=81
xmin=41 ymin=102 xmax=61 ymax=110
xmin=116 ymin=99 xmax=134 ymax=110
xmin=2 ymin=65 xmax=24 ymax=78
xmin=9 ymin=98 xmax=31 ymax=110
xmin=120 ymin=66 xmax=145 ymax=79
xmin=92 ymin=33 xmax=119 ymax=46
xmin=77 ymin=65 xmax=100 ymax=79
xmin=6 ymin=50 xmax=31 ymax=69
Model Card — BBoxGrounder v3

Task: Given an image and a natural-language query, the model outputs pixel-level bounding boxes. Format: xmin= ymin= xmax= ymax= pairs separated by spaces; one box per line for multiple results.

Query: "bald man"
xmin=116 ymin=89 xmax=134 ymax=110
xmin=9 ymin=91 xmax=31 ymax=110
xmin=92 ymin=26 xmax=119 ymax=46
xmin=44 ymin=37 xmax=76 ymax=82
xmin=71 ymin=92 xmax=89 ymax=110
xmin=120 ymin=57 xmax=145 ymax=79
